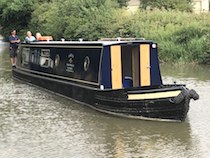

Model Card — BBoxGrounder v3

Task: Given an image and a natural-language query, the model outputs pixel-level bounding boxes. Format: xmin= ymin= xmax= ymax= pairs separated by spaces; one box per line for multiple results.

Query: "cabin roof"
xmin=23 ymin=40 xmax=154 ymax=47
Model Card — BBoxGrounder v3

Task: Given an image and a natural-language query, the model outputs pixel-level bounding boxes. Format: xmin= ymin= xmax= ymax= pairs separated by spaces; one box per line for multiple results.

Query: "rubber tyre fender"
xmin=189 ymin=89 xmax=199 ymax=100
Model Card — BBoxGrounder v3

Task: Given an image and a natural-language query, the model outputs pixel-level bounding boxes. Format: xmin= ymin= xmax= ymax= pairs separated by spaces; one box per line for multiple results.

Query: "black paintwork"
xmin=13 ymin=42 xmax=191 ymax=121
xmin=13 ymin=68 xmax=188 ymax=121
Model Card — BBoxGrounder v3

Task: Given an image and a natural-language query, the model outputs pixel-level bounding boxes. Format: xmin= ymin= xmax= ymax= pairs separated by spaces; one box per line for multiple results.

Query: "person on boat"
xmin=35 ymin=32 xmax=42 ymax=41
xmin=25 ymin=31 xmax=36 ymax=42
xmin=9 ymin=29 xmax=20 ymax=68
xmin=35 ymin=32 xmax=53 ymax=41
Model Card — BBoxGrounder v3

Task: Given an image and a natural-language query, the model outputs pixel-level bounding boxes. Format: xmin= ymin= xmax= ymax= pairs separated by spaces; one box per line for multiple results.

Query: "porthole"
xmin=55 ymin=54 xmax=60 ymax=67
xmin=84 ymin=56 xmax=90 ymax=71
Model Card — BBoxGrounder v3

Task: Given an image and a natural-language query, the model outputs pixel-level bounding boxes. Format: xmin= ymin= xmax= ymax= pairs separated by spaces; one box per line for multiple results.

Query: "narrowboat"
xmin=12 ymin=38 xmax=199 ymax=122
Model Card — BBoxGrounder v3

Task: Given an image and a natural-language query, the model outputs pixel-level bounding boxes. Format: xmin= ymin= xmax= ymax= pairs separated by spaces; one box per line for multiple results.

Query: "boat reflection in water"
xmin=13 ymin=38 xmax=199 ymax=121
xmin=101 ymin=118 xmax=198 ymax=158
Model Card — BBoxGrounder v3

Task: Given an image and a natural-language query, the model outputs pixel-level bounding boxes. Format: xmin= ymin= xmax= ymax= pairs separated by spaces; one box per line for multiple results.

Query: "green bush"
xmin=128 ymin=10 xmax=210 ymax=64
xmin=140 ymin=0 xmax=193 ymax=12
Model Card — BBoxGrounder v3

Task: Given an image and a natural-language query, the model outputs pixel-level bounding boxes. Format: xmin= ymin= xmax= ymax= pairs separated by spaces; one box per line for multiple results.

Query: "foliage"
xmin=1 ymin=0 xmax=210 ymax=64
xmin=29 ymin=1 xmax=66 ymax=40
xmin=0 ymin=0 xmax=50 ymax=40
xmin=0 ymin=0 xmax=33 ymax=39
xmin=30 ymin=0 xmax=121 ymax=40
xmin=128 ymin=10 xmax=210 ymax=63
xmin=140 ymin=0 xmax=193 ymax=12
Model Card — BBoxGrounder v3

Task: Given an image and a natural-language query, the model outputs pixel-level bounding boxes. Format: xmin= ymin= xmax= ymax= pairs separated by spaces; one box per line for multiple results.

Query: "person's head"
xmin=27 ymin=31 xmax=32 ymax=37
xmin=11 ymin=29 xmax=16 ymax=36
xmin=36 ymin=32 xmax=41 ymax=39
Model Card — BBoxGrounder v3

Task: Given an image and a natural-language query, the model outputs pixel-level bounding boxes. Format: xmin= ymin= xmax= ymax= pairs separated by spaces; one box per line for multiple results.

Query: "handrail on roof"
xmin=98 ymin=37 xmax=145 ymax=41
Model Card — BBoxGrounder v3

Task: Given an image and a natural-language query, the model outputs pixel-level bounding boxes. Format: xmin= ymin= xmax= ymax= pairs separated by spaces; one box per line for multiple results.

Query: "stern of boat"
xmin=126 ymin=86 xmax=199 ymax=121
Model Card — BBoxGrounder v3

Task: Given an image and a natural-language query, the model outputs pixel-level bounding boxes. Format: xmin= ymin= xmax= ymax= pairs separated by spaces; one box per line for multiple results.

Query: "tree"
xmin=0 ymin=0 xmax=50 ymax=40
xmin=30 ymin=0 xmax=123 ymax=40
xmin=140 ymin=0 xmax=193 ymax=12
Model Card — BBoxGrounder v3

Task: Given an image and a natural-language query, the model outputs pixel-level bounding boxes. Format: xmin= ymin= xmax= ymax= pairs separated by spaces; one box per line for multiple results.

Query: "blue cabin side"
xmin=100 ymin=42 xmax=162 ymax=90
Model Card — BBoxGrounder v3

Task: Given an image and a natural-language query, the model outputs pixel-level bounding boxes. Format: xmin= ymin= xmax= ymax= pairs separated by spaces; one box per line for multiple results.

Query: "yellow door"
xmin=111 ymin=45 xmax=122 ymax=89
xmin=140 ymin=44 xmax=151 ymax=86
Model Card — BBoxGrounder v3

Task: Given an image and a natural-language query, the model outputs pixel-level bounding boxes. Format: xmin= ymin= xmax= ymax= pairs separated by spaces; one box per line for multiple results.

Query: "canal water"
xmin=0 ymin=41 xmax=210 ymax=158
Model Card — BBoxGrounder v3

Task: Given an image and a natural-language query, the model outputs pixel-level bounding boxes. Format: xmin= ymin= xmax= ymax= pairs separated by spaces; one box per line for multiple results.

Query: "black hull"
xmin=13 ymin=68 xmax=191 ymax=122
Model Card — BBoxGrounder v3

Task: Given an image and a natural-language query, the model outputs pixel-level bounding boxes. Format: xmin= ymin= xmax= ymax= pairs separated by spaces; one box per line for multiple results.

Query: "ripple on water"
xmin=0 ymin=78 xmax=209 ymax=158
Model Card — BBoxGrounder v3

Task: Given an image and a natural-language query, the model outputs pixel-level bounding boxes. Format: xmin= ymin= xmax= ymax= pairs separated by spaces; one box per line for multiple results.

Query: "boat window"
xmin=84 ymin=56 xmax=90 ymax=71
xmin=40 ymin=49 xmax=53 ymax=68
xmin=40 ymin=58 xmax=50 ymax=67
xmin=31 ymin=53 xmax=34 ymax=63
xmin=30 ymin=49 xmax=40 ymax=65
xmin=22 ymin=48 xmax=30 ymax=66
xmin=41 ymin=49 xmax=50 ymax=57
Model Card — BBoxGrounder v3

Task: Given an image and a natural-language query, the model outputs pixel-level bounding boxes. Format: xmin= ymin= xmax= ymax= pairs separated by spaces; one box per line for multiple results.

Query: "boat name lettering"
xmin=66 ymin=63 xmax=74 ymax=67
xmin=68 ymin=53 xmax=74 ymax=64
xmin=66 ymin=65 xmax=74 ymax=73
xmin=66 ymin=53 xmax=75 ymax=73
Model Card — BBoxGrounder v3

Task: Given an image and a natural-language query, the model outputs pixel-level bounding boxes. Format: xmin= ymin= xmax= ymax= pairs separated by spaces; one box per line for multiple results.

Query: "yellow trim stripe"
xmin=140 ymin=44 xmax=150 ymax=86
xmin=111 ymin=45 xmax=122 ymax=89
xmin=128 ymin=90 xmax=181 ymax=100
